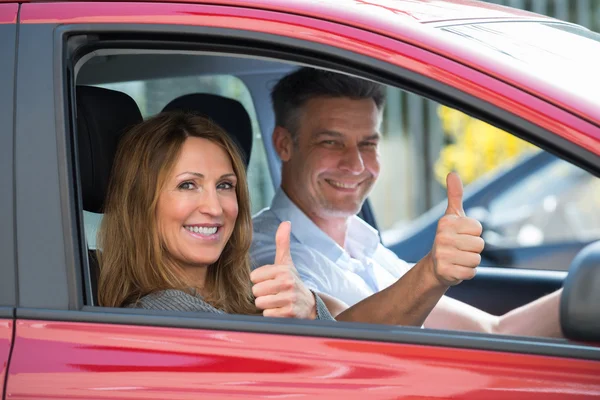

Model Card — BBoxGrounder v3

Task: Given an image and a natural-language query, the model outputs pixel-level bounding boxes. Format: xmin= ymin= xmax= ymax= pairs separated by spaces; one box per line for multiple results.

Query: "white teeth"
xmin=327 ymin=180 xmax=357 ymax=189
xmin=185 ymin=226 xmax=218 ymax=235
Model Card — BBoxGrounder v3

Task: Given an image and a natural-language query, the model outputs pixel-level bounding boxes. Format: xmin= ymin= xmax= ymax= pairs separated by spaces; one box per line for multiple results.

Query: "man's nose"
xmin=198 ymin=188 xmax=224 ymax=217
xmin=339 ymin=146 xmax=365 ymax=174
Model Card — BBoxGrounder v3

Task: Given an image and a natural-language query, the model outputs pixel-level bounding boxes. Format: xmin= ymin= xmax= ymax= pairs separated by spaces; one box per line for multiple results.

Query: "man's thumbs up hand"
xmin=429 ymin=173 xmax=484 ymax=287
xmin=445 ymin=171 xmax=466 ymax=217
xmin=275 ymin=219 xmax=293 ymax=265
xmin=250 ymin=221 xmax=317 ymax=319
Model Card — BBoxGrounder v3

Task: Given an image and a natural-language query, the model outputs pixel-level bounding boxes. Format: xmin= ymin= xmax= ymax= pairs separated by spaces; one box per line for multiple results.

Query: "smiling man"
xmin=251 ymin=67 xmax=563 ymax=336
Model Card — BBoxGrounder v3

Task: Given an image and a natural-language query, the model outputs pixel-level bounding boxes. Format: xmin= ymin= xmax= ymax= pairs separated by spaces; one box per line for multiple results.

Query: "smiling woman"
xmin=98 ymin=112 xmax=257 ymax=314
xmin=97 ymin=111 xmax=334 ymax=320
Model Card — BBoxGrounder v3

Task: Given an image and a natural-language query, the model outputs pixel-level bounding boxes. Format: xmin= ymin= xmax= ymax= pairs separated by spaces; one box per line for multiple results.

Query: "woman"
xmin=97 ymin=112 xmax=332 ymax=320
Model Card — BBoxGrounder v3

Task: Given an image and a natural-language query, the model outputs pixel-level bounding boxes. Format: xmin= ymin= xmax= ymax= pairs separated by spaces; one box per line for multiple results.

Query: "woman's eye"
xmin=217 ymin=181 xmax=235 ymax=190
xmin=178 ymin=181 xmax=196 ymax=190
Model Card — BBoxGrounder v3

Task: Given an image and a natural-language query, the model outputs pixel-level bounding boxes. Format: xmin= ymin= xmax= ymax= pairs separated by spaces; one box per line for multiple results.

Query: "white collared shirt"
xmin=251 ymin=189 xmax=412 ymax=307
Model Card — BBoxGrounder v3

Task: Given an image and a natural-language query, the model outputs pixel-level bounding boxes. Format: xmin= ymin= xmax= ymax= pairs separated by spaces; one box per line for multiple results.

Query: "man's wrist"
xmin=418 ymin=252 xmax=450 ymax=291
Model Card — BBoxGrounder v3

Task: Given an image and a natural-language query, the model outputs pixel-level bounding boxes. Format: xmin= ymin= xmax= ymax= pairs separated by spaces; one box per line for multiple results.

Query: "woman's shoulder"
xmin=127 ymin=289 xmax=225 ymax=314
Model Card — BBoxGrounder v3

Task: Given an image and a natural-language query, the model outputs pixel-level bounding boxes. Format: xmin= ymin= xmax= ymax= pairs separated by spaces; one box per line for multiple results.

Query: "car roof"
xmin=13 ymin=0 xmax=549 ymax=24
xmin=192 ymin=0 xmax=545 ymax=24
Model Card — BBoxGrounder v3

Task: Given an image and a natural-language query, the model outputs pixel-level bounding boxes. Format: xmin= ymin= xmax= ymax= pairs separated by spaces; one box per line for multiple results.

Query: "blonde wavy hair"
xmin=98 ymin=111 xmax=258 ymax=315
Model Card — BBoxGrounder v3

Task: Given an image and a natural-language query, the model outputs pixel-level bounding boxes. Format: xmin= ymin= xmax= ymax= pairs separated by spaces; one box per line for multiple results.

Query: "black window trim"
xmin=0 ymin=307 xmax=14 ymax=320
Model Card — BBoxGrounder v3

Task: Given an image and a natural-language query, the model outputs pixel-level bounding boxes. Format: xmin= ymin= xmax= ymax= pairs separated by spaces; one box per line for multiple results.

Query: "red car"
xmin=1 ymin=0 xmax=599 ymax=398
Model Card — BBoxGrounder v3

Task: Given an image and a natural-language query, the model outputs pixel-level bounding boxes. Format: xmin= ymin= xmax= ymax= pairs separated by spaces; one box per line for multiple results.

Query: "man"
xmin=251 ymin=67 xmax=562 ymax=336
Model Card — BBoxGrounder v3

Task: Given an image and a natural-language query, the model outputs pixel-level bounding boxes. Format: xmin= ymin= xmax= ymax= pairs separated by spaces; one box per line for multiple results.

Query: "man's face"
xmin=281 ymin=96 xmax=381 ymax=220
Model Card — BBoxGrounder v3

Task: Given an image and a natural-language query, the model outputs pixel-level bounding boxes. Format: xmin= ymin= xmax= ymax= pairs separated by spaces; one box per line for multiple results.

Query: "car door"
xmin=0 ymin=3 xmax=18 ymax=398
xmin=6 ymin=1 xmax=600 ymax=398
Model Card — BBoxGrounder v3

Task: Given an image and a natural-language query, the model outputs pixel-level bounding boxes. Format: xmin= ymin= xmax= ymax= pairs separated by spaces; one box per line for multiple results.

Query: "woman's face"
xmin=157 ymin=137 xmax=238 ymax=278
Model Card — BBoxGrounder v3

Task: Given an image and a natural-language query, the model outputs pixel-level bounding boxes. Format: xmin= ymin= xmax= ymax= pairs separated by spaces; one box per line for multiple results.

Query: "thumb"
xmin=274 ymin=221 xmax=293 ymax=265
xmin=445 ymin=172 xmax=465 ymax=217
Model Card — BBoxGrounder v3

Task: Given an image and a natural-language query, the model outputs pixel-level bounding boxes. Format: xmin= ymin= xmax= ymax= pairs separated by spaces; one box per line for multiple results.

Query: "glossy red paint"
xmin=20 ymin=2 xmax=600 ymax=156
xmin=0 ymin=2 xmax=18 ymax=23
xmin=0 ymin=319 xmax=14 ymax=399
xmin=13 ymin=0 xmax=547 ymax=22
xmin=5 ymin=320 xmax=600 ymax=399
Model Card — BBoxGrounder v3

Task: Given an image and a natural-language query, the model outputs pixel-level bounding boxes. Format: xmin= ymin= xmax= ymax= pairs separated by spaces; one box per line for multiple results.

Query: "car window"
xmin=486 ymin=158 xmax=600 ymax=246
xmin=373 ymin=94 xmax=539 ymax=239
xmin=84 ymin=75 xmax=273 ymax=248
xmin=371 ymin=90 xmax=600 ymax=270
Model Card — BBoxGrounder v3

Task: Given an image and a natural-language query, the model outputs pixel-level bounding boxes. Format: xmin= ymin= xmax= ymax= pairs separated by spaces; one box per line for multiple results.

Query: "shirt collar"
xmin=270 ymin=189 xmax=380 ymax=262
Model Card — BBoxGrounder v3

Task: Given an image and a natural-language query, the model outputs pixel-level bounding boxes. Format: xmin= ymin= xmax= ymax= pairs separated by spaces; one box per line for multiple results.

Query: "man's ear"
xmin=272 ymin=126 xmax=294 ymax=162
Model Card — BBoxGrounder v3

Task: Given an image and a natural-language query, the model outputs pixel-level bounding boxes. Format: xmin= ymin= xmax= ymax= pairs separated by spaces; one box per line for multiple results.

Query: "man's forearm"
xmin=495 ymin=289 xmax=563 ymax=337
xmin=335 ymin=253 xmax=448 ymax=326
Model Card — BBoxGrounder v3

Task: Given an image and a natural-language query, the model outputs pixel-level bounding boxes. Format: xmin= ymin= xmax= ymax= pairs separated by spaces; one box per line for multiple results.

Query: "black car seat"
xmin=162 ymin=93 xmax=253 ymax=167
xmin=76 ymin=85 xmax=143 ymax=306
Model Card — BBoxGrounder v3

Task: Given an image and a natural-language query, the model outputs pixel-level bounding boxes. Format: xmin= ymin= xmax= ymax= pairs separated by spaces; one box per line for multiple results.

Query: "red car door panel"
xmin=0 ymin=2 xmax=17 ymax=23
xmin=5 ymin=320 xmax=600 ymax=399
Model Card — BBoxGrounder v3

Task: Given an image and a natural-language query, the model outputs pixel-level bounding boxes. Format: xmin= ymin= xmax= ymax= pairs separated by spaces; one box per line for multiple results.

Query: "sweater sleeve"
xmin=127 ymin=289 xmax=225 ymax=314
xmin=128 ymin=289 xmax=335 ymax=321
xmin=313 ymin=291 xmax=335 ymax=321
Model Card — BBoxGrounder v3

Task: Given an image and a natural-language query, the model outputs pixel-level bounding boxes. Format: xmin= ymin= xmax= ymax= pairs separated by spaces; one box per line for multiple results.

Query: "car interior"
xmin=76 ymin=84 xmax=257 ymax=305
xmin=73 ymin=49 xmax=599 ymax=340
xmin=76 ymin=52 xmax=384 ymax=305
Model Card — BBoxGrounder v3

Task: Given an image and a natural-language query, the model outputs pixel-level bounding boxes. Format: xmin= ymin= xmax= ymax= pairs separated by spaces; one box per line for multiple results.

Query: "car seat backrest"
xmin=162 ymin=93 xmax=253 ymax=168
xmin=77 ymin=85 xmax=144 ymax=213
xmin=76 ymin=85 xmax=143 ymax=306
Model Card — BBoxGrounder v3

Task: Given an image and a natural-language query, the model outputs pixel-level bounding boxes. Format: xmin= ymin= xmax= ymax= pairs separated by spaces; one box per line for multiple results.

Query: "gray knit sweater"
xmin=127 ymin=289 xmax=335 ymax=321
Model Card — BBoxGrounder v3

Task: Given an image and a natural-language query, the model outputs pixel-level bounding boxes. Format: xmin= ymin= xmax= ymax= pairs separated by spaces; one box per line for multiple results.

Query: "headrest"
xmin=162 ymin=93 xmax=253 ymax=167
xmin=77 ymin=86 xmax=143 ymax=213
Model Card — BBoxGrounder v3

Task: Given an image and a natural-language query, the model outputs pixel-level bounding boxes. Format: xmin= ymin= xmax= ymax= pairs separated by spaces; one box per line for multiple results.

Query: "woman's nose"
xmin=197 ymin=188 xmax=223 ymax=217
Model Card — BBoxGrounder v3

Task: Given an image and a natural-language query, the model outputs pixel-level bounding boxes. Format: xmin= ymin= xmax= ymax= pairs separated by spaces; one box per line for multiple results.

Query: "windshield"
xmin=440 ymin=22 xmax=600 ymax=107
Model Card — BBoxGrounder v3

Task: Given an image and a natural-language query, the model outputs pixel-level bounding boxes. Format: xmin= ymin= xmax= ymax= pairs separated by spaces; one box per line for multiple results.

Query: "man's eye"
xmin=361 ymin=142 xmax=378 ymax=148
xmin=322 ymin=140 xmax=338 ymax=146
xmin=178 ymin=181 xmax=196 ymax=190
